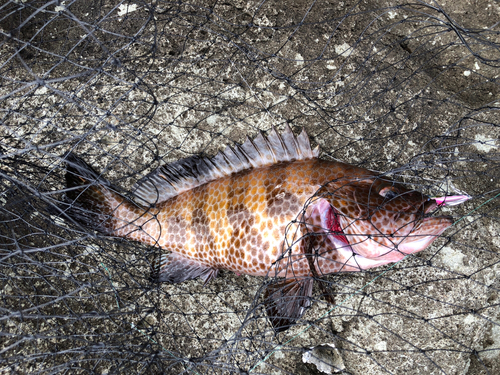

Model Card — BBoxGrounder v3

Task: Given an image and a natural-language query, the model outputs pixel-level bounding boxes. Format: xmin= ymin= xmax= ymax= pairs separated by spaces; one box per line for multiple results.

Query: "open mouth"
xmin=423 ymin=199 xmax=438 ymax=215
xmin=424 ymin=194 xmax=471 ymax=215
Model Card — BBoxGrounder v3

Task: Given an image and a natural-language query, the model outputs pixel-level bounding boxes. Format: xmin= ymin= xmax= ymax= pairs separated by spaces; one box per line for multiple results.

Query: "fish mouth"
xmin=423 ymin=194 xmax=471 ymax=215
xmin=398 ymin=196 xmax=454 ymax=255
xmin=423 ymin=199 xmax=438 ymax=214
xmin=397 ymin=215 xmax=454 ymax=254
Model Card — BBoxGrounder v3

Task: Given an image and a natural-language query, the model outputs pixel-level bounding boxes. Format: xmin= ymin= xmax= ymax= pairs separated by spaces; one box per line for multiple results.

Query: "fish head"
xmin=317 ymin=178 xmax=455 ymax=263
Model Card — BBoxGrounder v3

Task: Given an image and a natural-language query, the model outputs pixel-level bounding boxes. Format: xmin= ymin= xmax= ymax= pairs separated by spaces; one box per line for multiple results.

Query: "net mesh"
xmin=1 ymin=0 xmax=499 ymax=374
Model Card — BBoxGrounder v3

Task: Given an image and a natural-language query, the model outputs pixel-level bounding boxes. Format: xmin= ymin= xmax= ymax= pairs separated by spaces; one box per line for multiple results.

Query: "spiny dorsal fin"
xmin=132 ymin=125 xmax=319 ymax=205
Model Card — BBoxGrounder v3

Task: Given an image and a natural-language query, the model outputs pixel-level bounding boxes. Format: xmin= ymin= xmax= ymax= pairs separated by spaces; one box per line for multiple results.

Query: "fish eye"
xmin=379 ymin=187 xmax=399 ymax=200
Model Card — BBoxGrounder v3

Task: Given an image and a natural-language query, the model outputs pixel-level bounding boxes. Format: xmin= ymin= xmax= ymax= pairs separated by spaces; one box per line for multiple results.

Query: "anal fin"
xmin=264 ymin=278 xmax=313 ymax=333
xmin=151 ymin=252 xmax=218 ymax=285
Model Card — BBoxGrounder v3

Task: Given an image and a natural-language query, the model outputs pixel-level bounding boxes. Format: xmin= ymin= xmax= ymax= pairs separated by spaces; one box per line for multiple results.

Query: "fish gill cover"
xmin=0 ymin=0 xmax=499 ymax=374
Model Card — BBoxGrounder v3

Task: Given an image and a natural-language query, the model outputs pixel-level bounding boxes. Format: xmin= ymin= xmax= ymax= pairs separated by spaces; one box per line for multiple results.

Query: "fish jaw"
xmin=397 ymin=215 xmax=453 ymax=255
xmin=338 ymin=214 xmax=454 ymax=263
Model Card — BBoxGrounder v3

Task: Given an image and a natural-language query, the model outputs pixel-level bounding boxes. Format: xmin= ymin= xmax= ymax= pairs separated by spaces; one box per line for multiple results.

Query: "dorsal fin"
xmin=132 ymin=125 xmax=319 ymax=205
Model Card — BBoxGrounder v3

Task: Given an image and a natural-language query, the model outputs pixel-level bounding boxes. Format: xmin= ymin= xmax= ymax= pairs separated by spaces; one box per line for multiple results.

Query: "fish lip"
xmin=431 ymin=214 xmax=454 ymax=225
xmin=423 ymin=199 xmax=438 ymax=214
xmin=397 ymin=215 xmax=454 ymax=254
xmin=415 ymin=215 xmax=454 ymax=232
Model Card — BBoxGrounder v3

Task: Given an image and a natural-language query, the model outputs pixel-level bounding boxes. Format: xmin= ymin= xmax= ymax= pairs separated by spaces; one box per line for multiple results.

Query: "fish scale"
xmin=148 ymin=161 xmax=317 ymax=276
xmin=62 ymin=125 xmax=470 ymax=331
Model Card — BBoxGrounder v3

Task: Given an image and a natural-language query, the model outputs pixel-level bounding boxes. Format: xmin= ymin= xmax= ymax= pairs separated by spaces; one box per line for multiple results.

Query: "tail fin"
xmin=61 ymin=153 xmax=117 ymax=234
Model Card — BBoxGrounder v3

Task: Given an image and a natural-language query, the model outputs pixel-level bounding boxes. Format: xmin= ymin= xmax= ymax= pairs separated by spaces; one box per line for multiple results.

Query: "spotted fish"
xmin=62 ymin=126 xmax=470 ymax=331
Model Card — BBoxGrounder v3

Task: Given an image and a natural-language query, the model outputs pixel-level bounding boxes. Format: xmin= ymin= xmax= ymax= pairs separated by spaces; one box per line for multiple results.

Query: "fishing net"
xmin=1 ymin=0 xmax=499 ymax=373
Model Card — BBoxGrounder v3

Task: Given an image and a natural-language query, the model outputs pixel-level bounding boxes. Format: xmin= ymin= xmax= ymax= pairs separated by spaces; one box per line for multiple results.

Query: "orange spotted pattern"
xmin=67 ymin=151 xmax=454 ymax=280
xmin=112 ymin=160 xmax=322 ymax=277
xmin=93 ymin=158 xmax=451 ymax=278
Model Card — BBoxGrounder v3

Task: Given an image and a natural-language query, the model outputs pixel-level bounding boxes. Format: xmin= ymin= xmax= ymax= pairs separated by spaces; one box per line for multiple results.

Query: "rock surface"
xmin=0 ymin=0 xmax=499 ymax=374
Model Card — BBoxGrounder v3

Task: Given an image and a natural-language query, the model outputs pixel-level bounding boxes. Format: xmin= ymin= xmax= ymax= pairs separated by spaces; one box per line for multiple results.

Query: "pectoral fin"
xmin=264 ymin=278 xmax=313 ymax=332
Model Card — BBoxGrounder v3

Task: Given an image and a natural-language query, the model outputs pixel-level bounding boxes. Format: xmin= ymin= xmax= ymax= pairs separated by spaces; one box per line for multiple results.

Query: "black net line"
xmin=1 ymin=0 xmax=499 ymax=374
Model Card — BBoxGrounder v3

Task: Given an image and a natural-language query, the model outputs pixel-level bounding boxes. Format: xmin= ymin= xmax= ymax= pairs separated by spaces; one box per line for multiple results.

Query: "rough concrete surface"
xmin=1 ymin=0 xmax=499 ymax=374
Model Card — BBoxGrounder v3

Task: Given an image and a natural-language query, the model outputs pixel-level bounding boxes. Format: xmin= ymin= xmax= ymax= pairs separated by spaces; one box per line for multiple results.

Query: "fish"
xmin=61 ymin=125 xmax=470 ymax=332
